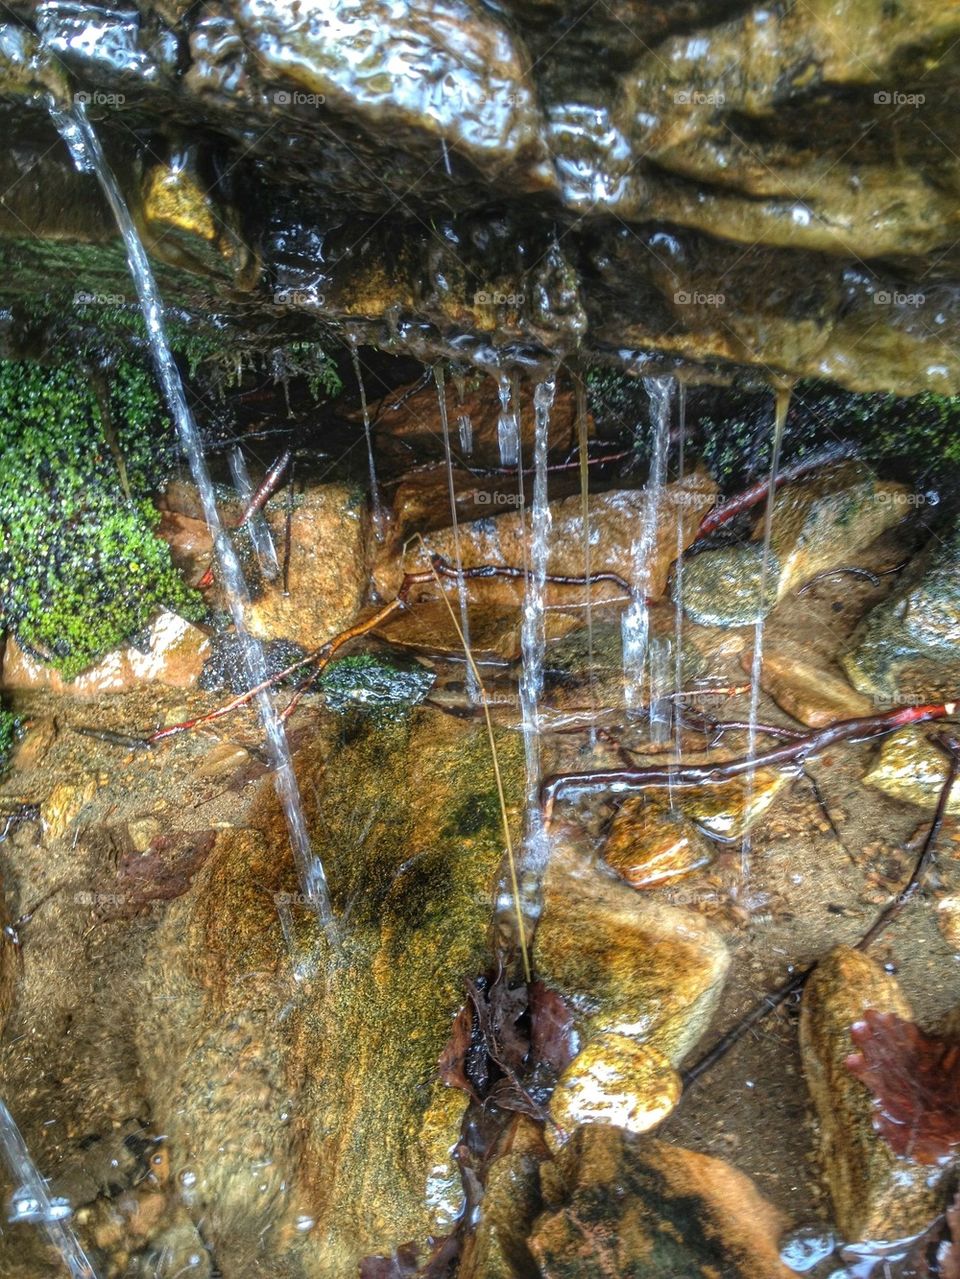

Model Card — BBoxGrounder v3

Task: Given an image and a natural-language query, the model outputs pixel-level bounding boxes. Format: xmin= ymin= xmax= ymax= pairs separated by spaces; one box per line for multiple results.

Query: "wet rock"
xmin=530 ymin=1127 xmax=795 ymax=1279
xmin=844 ymin=523 xmax=960 ymax=703
xmin=245 ymin=483 xmax=370 ymax=650
xmin=137 ymin=710 xmax=525 ymax=1277
xmin=376 ymin=473 xmax=718 ymax=606
xmin=681 ymin=465 xmax=906 ymax=627
xmin=742 ymin=642 xmax=873 ymax=728
xmin=316 ymin=652 xmax=435 ymax=717
xmin=10 ymin=715 xmax=57 ymax=770
xmin=156 ymin=509 xmax=213 ymax=586
xmin=198 ymin=633 xmax=306 ymax=695
xmin=194 ymin=741 xmax=252 ymax=779
xmin=778 ymin=1224 xmax=838 ymax=1273
xmin=602 ymin=799 xmax=714 ymax=889
xmin=548 ymin=1033 xmax=682 ymax=1148
xmin=375 ymin=599 xmax=581 ymax=663
xmin=534 ymin=836 xmax=729 ymax=1066
xmin=679 ymin=544 xmax=776 ymax=627
xmin=799 ymin=945 xmax=946 ymax=1244
xmin=2 ymin=612 xmax=211 ymax=696
xmin=764 ymin=464 xmax=907 ymax=598
xmin=41 ymin=774 xmax=98 ymax=840
xmin=678 ymin=768 xmax=791 ymax=842
xmin=862 ymin=727 xmax=960 ymax=813
xmin=458 ymin=1118 xmax=549 ymax=1279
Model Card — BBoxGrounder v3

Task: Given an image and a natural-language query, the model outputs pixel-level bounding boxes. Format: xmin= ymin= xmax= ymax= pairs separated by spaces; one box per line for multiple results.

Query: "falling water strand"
xmin=497 ymin=376 xmax=519 ymax=468
xmin=622 ymin=376 xmax=673 ymax=718
xmin=0 ymin=1100 xmax=100 ymax=1278
xmin=348 ymin=340 xmax=385 ymax=540
xmin=518 ymin=379 xmax=555 ymax=917
xmin=453 ymin=371 xmax=473 ymax=455
xmin=51 ymin=101 xmax=336 ymax=946
xmin=575 ymin=374 xmax=598 ymax=741
xmin=228 ymin=446 xmax=280 ymax=581
xmin=741 ymin=384 xmax=792 ymax=878
xmin=434 ymin=365 xmax=478 ymax=702
xmin=671 ymin=383 xmax=687 ymax=797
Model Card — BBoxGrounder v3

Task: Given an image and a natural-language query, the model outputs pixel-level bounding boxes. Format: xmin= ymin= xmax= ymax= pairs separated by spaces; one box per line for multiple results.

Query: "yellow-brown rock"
xmin=530 ymin=1127 xmax=795 ymax=1279
xmin=678 ymin=767 xmax=790 ymax=841
xmin=547 ymin=1034 xmax=681 ymax=1149
xmin=457 ymin=1119 xmax=550 ymax=1279
xmin=245 ymin=483 xmax=370 ymax=650
xmin=534 ymin=837 xmax=729 ymax=1066
xmin=602 ymin=799 xmax=713 ymax=889
xmin=41 ymin=775 xmax=98 ymax=840
xmin=799 ymin=946 xmax=947 ymax=1243
xmin=863 ymin=727 xmax=960 ymax=813
xmin=937 ymin=896 xmax=960 ymax=953
xmin=742 ymin=642 xmax=873 ymax=728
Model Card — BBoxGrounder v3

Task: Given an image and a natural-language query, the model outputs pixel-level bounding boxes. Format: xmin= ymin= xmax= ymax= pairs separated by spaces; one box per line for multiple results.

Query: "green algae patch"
xmin=0 ymin=358 xmax=200 ymax=677
xmin=317 ymin=652 xmax=435 ymax=718
xmin=0 ymin=703 xmax=15 ymax=777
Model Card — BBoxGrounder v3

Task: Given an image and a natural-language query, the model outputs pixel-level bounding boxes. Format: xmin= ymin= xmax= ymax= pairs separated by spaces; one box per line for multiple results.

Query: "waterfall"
xmin=229 ymin=446 xmax=281 ymax=581
xmin=742 ymin=384 xmax=792 ymax=876
xmin=0 ymin=1100 xmax=100 ymax=1278
xmin=433 ymin=365 xmax=477 ymax=701
xmin=622 ymin=376 xmax=673 ymax=717
xmin=50 ymin=100 xmax=336 ymax=944
xmin=575 ymin=373 xmax=597 ymax=741
xmin=672 ymin=383 xmax=687 ymax=793
xmin=348 ymin=338 xmax=385 ymax=539
xmin=518 ymin=379 xmax=555 ymax=914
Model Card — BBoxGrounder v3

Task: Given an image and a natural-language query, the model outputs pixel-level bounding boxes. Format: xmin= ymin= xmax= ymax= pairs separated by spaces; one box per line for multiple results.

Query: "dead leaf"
xmin=529 ymin=980 xmax=577 ymax=1075
xmin=845 ymin=1009 xmax=960 ymax=1164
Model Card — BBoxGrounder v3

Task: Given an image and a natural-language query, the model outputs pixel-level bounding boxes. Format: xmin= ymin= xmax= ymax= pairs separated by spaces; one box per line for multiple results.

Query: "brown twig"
xmin=542 ymin=702 xmax=957 ymax=824
xmin=681 ymin=731 xmax=960 ymax=1089
xmin=796 ymin=560 xmax=909 ymax=596
xmin=237 ymin=449 xmax=292 ymax=528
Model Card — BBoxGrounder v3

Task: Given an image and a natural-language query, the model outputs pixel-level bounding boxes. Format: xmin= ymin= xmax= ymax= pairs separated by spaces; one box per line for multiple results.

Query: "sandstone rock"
xmin=534 ymin=837 xmax=729 ymax=1066
xmin=547 ymin=1033 xmax=681 ymax=1149
xmin=2 ymin=613 xmax=211 ymax=696
xmin=742 ymin=642 xmax=873 ymax=728
xmin=375 ymin=599 xmax=581 ymax=662
xmin=844 ymin=523 xmax=960 ymax=702
xmin=245 ymin=483 xmax=369 ymax=650
xmin=799 ymin=945 xmax=946 ymax=1244
xmin=678 ymin=544 xmax=775 ymax=626
xmin=530 ymin=1127 xmax=795 ymax=1279
xmin=41 ymin=775 xmax=98 ymax=840
xmin=457 ymin=1118 xmax=549 ymax=1279
xmin=937 ymin=896 xmax=960 ymax=953
xmin=376 ymin=472 xmax=718 ymax=606
xmin=602 ymin=800 xmax=714 ymax=889
xmin=156 ymin=509 xmax=213 ymax=586
xmin=862 ymin=727 xmax=960 ymax=813
xmin=10 ymin=715 xmax=57 ymax=770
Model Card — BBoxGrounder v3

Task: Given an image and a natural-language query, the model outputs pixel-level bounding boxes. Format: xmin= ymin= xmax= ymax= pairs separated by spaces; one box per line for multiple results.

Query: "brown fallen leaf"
xmin=845 ymin=1009 xmax=960 ymax=1164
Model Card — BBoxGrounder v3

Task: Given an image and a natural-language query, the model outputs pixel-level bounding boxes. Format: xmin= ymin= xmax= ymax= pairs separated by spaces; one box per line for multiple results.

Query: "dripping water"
xmin=50 ymin=100 xmax=336 ymax=947
xmin=0 ymin=1100 xmax=100 ymax=1278
xmin=497 ymin=375 xmax=519 ymax=469
xmin=671 ymin=383 xmax=687 ymax=795
xmin=742 ymin=383 xmax=792 ymax=878
xmin=434 ymin=365 xmax=478 ymax=702
xmin=348 ymin=338 xmax=385 ymax=540
xmin=622 ymin=376 xmax=673 ymax=718
xmin=229 ymin=446 xmax=280 ymax=581
xmin=575 ymin=374 xmax=597 ymax=741
xmin=518 ymin=378 xmax=555 ymax=917
xmin=452 ymin=370 xmax=473 ymax=455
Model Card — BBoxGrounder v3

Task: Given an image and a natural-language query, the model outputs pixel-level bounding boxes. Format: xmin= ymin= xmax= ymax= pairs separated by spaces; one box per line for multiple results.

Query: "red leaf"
xmin=845 ymin=1009 xmax=960 ymax=1164
xmin=529 ymin=980 xmax=577 ymax=1075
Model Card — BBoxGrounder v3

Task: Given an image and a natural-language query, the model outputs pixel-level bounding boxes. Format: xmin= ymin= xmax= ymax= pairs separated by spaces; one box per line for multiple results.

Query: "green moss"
xmin=0 ymin=358 xmax=201 ymax=678
xmin=0 ymin=703 xmax=15 ymax=777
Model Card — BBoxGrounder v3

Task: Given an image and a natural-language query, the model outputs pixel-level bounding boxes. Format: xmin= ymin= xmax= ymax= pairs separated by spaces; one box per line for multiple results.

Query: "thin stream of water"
xmin=348 ymin=339 xmax=384 ymax=539
xmin=742 ymin=384 xmax=792 ymax=877
xmin=575 ymin=374 xmax=598 ymax=742
xmin=622 ymin=376 xmax=673 ymax=718
xmin=434 ymin=365 xmax=478 ymax=702
xmin=518 ymin=379 xmax=555 ymax=910
xmin=0 ymin=1102 xmax=99 ymax=1277
xmin=50 ymin=100 xmax=336 ymax=945
xmin=452 ymin=370 xmax=473 ymax=455
xmin=228 ymin=446 xmax=281 ymax=581
xmin=497 ymin=376 xmax=519 ymax=468
xmin=671 ymin=383 xmax=687 ymax=799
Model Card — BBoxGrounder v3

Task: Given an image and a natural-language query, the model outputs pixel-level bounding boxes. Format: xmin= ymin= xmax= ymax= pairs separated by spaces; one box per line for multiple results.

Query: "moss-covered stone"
xmin=317 ymin=652 xmax=435 ymax=718
xmin=0 ymin=358 xmax=201 ymax=677
xmin=0 ymin=701 xmax=15 ymax=777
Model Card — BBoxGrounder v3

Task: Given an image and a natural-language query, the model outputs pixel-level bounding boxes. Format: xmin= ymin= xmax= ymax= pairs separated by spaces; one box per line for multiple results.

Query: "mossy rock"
xmin=0 ymin=358 xmax=201 ymax=677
